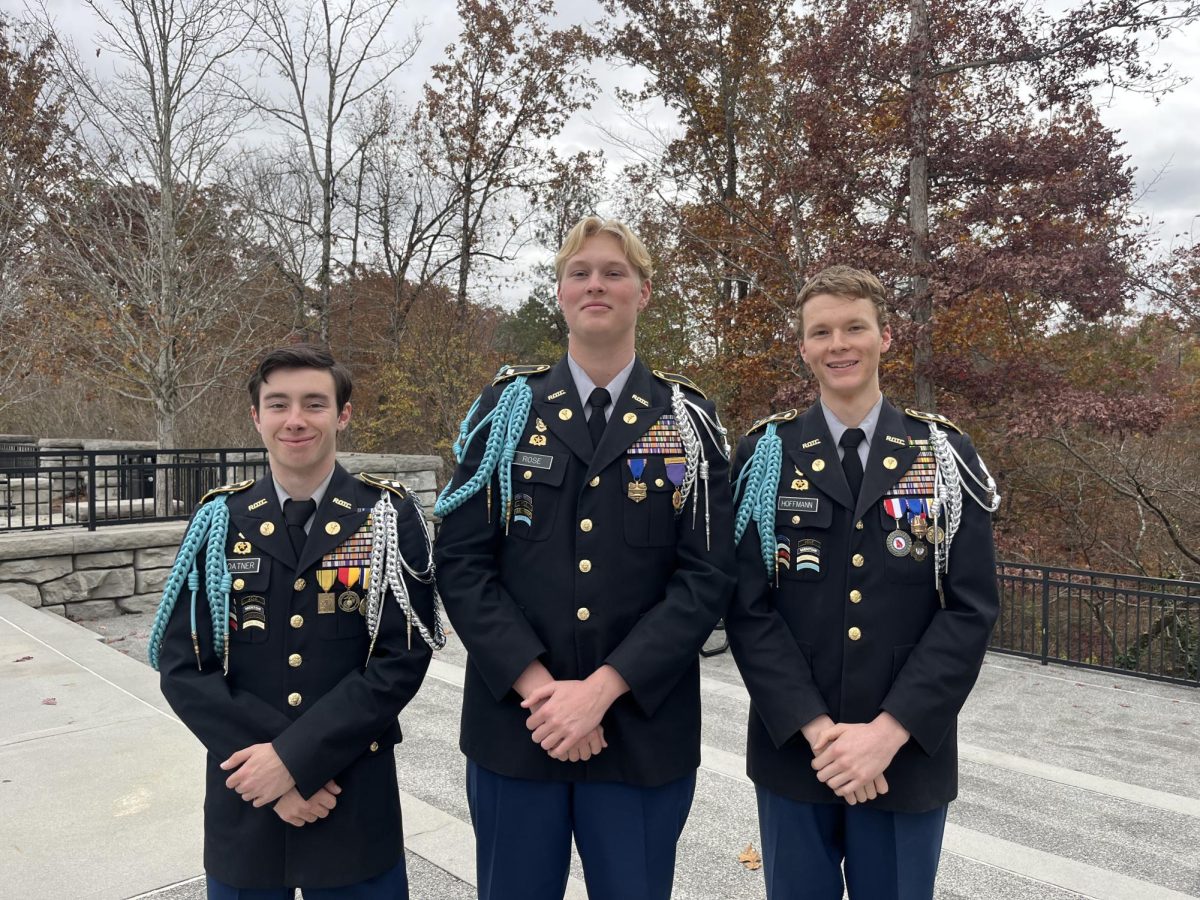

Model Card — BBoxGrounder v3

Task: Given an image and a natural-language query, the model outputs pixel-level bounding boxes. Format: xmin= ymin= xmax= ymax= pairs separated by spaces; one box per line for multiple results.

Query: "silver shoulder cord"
xmin=670 ymin=385 xmax=730 ymax=551
xmin=365 ymin=491 xmax=447 ymax=659
xmin=927 ymin=423 xmax=1001 ymax=606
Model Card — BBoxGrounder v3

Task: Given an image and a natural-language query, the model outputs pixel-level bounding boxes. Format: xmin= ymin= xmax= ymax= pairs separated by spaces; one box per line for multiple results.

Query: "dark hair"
xmin=248 ymin=344 xmax=352 ymax=411
xmin=794 ymin=265 xmax=889 ymax=334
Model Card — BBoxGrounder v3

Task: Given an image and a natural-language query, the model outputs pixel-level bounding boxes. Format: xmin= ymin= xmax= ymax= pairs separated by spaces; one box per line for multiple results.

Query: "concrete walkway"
xmin=2 ymin=593 xmax=1198 ymax=899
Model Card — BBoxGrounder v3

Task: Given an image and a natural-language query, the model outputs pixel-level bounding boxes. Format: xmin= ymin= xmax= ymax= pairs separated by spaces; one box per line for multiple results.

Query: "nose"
xmin=284 ymin=404 xmax=306 ymax=430
xmin=585 ymin=271 xmax=605 ymax=293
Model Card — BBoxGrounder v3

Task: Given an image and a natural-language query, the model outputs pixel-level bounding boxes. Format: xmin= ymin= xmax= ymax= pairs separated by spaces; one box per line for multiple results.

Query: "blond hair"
xmin=555 ymin=216 xmax=654 ymax=284
xmin=795 ymin=265 xmax=889 ymax=334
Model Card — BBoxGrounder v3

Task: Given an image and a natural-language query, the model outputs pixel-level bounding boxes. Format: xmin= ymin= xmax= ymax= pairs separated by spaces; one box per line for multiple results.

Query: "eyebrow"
xmin=261 ymin=392 xmax=333 ymax=402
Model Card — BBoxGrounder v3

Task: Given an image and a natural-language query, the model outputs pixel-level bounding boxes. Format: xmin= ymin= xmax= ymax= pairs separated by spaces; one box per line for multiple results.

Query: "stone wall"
xmin=0 ymin=453 xmax=441 ymax=620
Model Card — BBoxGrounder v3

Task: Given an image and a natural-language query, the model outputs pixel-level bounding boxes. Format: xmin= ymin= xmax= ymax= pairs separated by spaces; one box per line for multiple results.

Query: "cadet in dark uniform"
xmin=726 ymin=267 xmax=1001 ymax=900
xmin=433 ymin=217 xmax=735 ymax=900
xmin=150 ymin=345 xmax=443 ymax=899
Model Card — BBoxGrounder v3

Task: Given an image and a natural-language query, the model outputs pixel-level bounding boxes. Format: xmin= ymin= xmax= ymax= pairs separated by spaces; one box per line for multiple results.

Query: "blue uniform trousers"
xmin=757 ymin=786 xmax=947 ymax=900
xmin=205 ymin=858 xmax=409 ymax=899
xmin=467 ymin=760 xmax=696 ymax=900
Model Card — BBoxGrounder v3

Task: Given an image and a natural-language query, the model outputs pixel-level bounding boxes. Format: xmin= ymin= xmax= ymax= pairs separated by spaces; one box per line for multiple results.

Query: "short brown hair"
xmin=248 ymin=344 xmax=352 ymax=411
xmin=795 ymin=265 xmax=889 ymax=334
xmin=554 ymin=216 xmax=654 ymax=284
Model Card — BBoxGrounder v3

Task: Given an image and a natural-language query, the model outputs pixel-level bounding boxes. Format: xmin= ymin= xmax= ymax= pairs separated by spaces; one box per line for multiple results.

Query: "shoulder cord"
xmin=148 ymin=496 xmax=232 ymax=672
xmin=365 ymin=490 xmax=447 ymax=659
xmin=928 ymin=424 xmax=963 ymax=605
xmin=433 ymin=376 xmax=533 ymax=522
xmin=671 ymin=385 xmax=730 ymax=550
xmin=731 ymin=423 xmax=784 ymax=577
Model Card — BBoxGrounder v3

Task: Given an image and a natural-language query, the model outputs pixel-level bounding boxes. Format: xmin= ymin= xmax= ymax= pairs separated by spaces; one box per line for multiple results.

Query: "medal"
xmin=530 ymin=433 xmax=547 ymax=447
xmin=316 ymin=569 xmax=337 ymax=614
xmin=791 ymin=467 xmax=810 ymax=491
xmin=339 ymin=590 xmax=361 ymax=612
xmin=627 ymin=457 xmax=648 ymax=502
xmin=886 ymin=529 xmax=912 ymax=557
xmin=664 ymin=456 xmax=687 ymax=510
xmin=904 ymin=498 xmax=928 ymax=539
xmin=233 ymin=541 xmax=252 ymax=555
xmin=910 ymin=541 xmax=928 ymax=561
xmin=337 ymin=567 xmax=362 ymax=611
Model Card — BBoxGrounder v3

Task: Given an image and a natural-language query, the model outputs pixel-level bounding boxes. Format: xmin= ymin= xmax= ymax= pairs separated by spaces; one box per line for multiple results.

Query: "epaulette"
xmin=652 ymin=369 xmax=706 ymax=399
xmin=747 ymin=409 xmax=798 ymax=434
xmin=493 ymin=364 xmax=551 ymax=385
xmin=358 ymin=472 xmax=409 ymax=498
xmin=905 ymin=408 xmax=963 ymax=435
xmin=198 ymin=479 xmax=254 ymax=505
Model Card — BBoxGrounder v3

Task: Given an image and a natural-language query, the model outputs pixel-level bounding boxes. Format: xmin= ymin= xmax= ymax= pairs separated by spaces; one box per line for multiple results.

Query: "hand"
xmin=564 ymin=726 xmax=608 ymax=762
xmin=521 ymin=666 xmax=628 ymax=761
xmin=811 ymin=713 xmax=909 ymax=800
xmin=221 ymin=742 xmax=296 ymax=807
xmin=800 ymin=714 xmax=835 ymax=752
xmin=845 ymin=775 xmax=890 ymax=806
xmin=273 ymin=780 xmax=341 ymax=827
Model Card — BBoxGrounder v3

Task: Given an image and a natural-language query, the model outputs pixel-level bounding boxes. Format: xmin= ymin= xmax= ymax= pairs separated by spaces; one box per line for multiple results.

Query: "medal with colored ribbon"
xmin=627 ymin=457 xmax=648 ymax=502
xmin=316 ymin=569 xmax=337 ymax=614
xmin=882 ymin=497 xmax=911 ymax=557
xmin=904 ymin=498 xmax=928 ymax=561
xmin=337 ymin=566 xmax=362 ymax=612
xmin=664 ymin=456 xmax=687 ymax=510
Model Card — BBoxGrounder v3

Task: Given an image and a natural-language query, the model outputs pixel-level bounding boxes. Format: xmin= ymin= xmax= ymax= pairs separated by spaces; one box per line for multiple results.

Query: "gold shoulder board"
xmin=904 ymin=408 xmax=964 ymax=435
xmin=652 ymin=369 xmax=707 ymax=399
xmin=199 ymin=479 xmax=254 ymax=505
xmin=747 ymin=409 xmax=798 ymax=435
xmin=358 ymin=472 xmax=409 ymax=498
xmin=493 ymin=364 xmax=552 ymax=385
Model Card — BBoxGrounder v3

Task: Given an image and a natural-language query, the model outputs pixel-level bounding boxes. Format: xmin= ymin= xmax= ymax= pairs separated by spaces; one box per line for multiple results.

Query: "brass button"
xmin=523 ymin=470 xmax=533 ymax=480
xmin=232 ymin=577 xmax=245 ymax=591
xmin=855 ymin=520 xmax=864 ymax=530
xmin=849 ymin=590 xmax=862 ymax=604
xmin=589 ymin=476 xmax=601 ymax=487
xmin=288 ymin=653 xmax=302 ymax=667
xmin=576 ymin=607 xmax=591 ymax=621
xmin=325 ymin=521 xmax=341 ymax=535
xmin=259 ymin=521 xmax=275 ymax=536
xmin=791 ymin=515 xmax=801 ymax=525
xmin=654 ymin=478 xmax=665 ymax=487
xmin=852 ymin=553 xmax=865 ymax=567
xmin=811 ymin=459 xmax=826 ymax=472
xmin=288 ymin=692 xmax=302 ymax=706
xmin=293 ymin=578 xmax=307 ymax=591
xmin=848 ymin=627 xmax=862 ymax=641
xmin=369 ymin=741 xmax=380 ymax=753
xmin=290 ymin=614 xmax=304 ymax=629
xmin=578 ymin=559 xmax=592 ymax=573
xmin=580 ymin=519 xmax=593 ymax=532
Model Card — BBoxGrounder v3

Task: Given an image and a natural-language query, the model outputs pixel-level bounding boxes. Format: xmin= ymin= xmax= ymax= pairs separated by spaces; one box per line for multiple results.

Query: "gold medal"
xmin=339 ymin=590 xmax=361 ymax=612
xmin=316 ymin=570 xmax=337 ymax=614
xmin=627 ymin=481 xmax=648 ymax=502
xmin=672 ymin=489 xmax=683 ymax=510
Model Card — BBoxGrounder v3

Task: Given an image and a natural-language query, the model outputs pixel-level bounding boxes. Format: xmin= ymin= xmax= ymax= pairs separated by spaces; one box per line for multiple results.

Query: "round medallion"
xmin=886 ymin=529 xmax=912 ymax=557
xmin=559 ymin=408 xmax=573 ymax=421
xmin=623 ymin=412 xmax=637 ymax=425
xmin=811 ymin=459 xmax=826 ymax=472
xmin=339 ymin=591 xmax=360 ymax=612
xmin=259 ymin=521 xmax=275 ymax=536
xmin=910 ymin=541 xmax=929 ymax=561
xmin=325 ymin=521 xmax=341 ymax=536
xmin=883 ymin=456 xmax=898 ymax=470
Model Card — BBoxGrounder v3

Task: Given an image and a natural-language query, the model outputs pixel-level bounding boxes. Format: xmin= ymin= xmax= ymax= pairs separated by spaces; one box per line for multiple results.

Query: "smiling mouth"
xmin=828 ymin=360 xmax=858 ymax=370
xmin=280 ymin=436 xmax=315 ymax=446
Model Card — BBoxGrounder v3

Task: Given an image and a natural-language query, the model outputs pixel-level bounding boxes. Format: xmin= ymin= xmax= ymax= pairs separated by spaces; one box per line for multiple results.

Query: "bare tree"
xmin=245 ymin=0 xmax=419 ymax=343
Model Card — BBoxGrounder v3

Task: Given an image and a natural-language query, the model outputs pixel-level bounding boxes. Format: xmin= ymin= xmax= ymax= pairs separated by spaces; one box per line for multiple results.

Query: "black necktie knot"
xmin=839 ymin=428 xmax=866 ymax=500
xmin=283 ymin=498 xmax=316 ymax=556
xmin=586 ymin=387 xmax=611 ymax=449
xmin=839 ymin=428 xmax=866 ymax=450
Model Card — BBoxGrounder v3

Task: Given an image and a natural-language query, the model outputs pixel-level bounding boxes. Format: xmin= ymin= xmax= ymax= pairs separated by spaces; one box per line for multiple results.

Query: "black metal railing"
xmin=991 ymin=562 xmax=1200 ymax=687
xmin=0 ymin=448 xmax=269 ymax=532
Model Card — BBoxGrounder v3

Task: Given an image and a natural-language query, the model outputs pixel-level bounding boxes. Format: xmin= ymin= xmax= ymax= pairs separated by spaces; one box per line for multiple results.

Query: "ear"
xmin=250 ymin=405 xmax=262 ymax=432
xmin=638 ymin=279 xmax=651 ymax=310
xmin=337 ymin=402 xmax=352 ymax=431
xmin=880 ymin=324 xmax=892 ymax=353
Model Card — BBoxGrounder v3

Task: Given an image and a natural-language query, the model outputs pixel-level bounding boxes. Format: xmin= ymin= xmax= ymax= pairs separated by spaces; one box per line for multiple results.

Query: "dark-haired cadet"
xmin=152 ymin=344 xmax=443 ymax=899
xmin=726 ymin=267 xmax=1001 ymax=900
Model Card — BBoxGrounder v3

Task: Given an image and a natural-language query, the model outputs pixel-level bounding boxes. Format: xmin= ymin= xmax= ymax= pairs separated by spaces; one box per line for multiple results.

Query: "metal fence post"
xmin=1041 ymin=567 xmax=1051 ymax=666
xmin=86 ymin=452 xmax=97 ymax=533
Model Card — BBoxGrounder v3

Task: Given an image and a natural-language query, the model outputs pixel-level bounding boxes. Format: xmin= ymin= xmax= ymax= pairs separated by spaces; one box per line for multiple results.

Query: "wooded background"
xmin=1 ymin=0 xmax=1197 ymax=579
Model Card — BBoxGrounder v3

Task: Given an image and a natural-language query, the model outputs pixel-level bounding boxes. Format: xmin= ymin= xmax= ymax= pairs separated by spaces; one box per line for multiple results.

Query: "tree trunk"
xmin=457 ymin=164 xmax=474 ymax=312
xmin=907 ymin=0 xmax=935 ymax=411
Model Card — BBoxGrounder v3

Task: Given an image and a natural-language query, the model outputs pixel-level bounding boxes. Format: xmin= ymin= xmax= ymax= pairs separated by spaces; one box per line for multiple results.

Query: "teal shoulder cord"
xmin=732 ymin=424 xmax=784 ymax=577
xmin=148 ymin=495 xmax=231 ymax=671
xmin=434 ymin=375 xmax=533 ymax=521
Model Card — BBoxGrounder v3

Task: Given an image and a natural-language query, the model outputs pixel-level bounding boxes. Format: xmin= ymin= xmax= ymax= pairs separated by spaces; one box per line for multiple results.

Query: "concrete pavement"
xmin=2 ymin=592 xmax=1198 ymax=899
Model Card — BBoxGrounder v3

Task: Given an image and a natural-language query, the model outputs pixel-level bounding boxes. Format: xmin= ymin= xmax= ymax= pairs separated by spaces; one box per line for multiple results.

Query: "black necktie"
xmin=282 ymin=498 xmax=316 ymax=557
xmin=587 ymin=388 xmax=611 ymax=448
xmin=839 ymin=428 xmax=866 ymax=500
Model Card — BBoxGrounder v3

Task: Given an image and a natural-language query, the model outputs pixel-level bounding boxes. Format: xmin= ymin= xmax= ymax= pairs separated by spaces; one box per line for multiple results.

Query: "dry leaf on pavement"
xmin=738 ymin=844 xmax=762 ymax=870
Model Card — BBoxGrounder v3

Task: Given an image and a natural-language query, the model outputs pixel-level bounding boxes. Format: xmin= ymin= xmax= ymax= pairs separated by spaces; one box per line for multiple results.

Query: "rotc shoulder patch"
xmin=904 ymin=408 xmax=964 ymax=435
xmin=199 ymin=479 xmax=254 ymax=505
xmin=493 ymin=363 xmax=551 ymax=385
xmin=358 ymin=472 xmax=408 ymax=498
xmin=651 ymin=369 xmax=707 ymax=399
xmin=747 ymin=409 xmax=798 ymax=434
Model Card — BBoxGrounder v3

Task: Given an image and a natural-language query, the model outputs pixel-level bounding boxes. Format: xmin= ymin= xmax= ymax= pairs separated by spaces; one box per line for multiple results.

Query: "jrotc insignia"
xmin=248 ymin=498 xmax=269 ymax=511
xmin=885 ymin=435 xmax=907 ymax=446
xmin=493 ymin=364 xmax=551 ymax=385
xmin=358 ymin=473 xmax=408 ymax=498
xmin=325 ymin=521 xmax=341 ymax=535
xmin=333 ymin=497 xmax=352 ymax=509
xmin=883 ymin=456 xmax=898 ymax=470
xmin=632 ymin=393 xmax=650 ymax=407
xmin=795 ymin=540 xmax=821 ymax=573
xmin=623 ymin=412 xmax=638 ymax=425
xmin=512 ymin=493 xmax=534 ymax=527
xmin=628 ymin=415 xmax=684 ymax=455
xmin=548 ymin=389 xmax=567 ymax=401
xmin=259 ymin=521 xmax=275 ymax=536
xmin=811 ymin=459 xmax=826 ymax=472
xmin=801 ymin=438 xmax=821 ymax=450
xmin=791 ymin=467 xmax=809 ymax=491
xmin=747 ymin=409 xmax=797 ymax=434
xmin=233 ymin=541 xmax=252 ymax=555
xmin=559 ymin=408 xmax=573 ymax=421
xmin=530 ymin=433 xmax=547 ymax=447
xmin=199 ymin=479 xmax=254 ymax=505
xmin=652 ymin=369 xmax=707 ymax=398
xmin=240 ymin=596 xmax=267 ymax=630
xmin=904 ymin=408 xmax=964 ymax=434
xmin=535 ymin=418 xmax=548 ymax=432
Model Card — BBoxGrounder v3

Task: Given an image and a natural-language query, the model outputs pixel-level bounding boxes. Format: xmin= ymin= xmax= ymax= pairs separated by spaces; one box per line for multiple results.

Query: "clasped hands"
xmin=221 ymin=742 xmax=339 ymax=827
xmin=802 ymin=712 xmax=909 ymax=806
xmin=516 ymin=661 xmax=628 ymax=762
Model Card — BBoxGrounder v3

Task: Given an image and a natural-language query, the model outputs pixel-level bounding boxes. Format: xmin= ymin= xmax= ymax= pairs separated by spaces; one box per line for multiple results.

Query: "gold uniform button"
xmin=623 ymin=412 xmax=638 ymax=425
xmin=577 ymin=607 xmax=591 ymax=622
xmin=290 ymin=614 xmax=304 ymax=629
xmin=288 ymin=653 xmax=302 ymax=667
xmin=849 ymin=590 xmax=862 ymax=604
xmin=288 ymin=692 xmax=302 ymax=707
xmin=325 ymin=521 xmax=341 ymax=535
xmin=812 ymin=459 xmax=826 ymax=472
xmin=654 ymin=478 xmax=665 ymax=487
xmin=580 ymin=519 xmax=593 ymax=532
xmin=259 ymin=521 xmax=275 ymax=536
xmin=852 ymin=553 xmax=865 ymax=567
xmin=589 ymin=476 xmax=601 ymax=487
xmin=791 ymin=515 xmax=801 ymax=525
xmin=856 ymin=520 xmax=864 ymax=530
xmin=578 ymin=559 xmax=592 ymax=573
xmin=369 ymin=741 xmax=380 ymax=753
xmin=232 ymin=577 xmax=245 ymax=591
xmin=293 ymin=578 xmax=307 ymax=591
xmin=523 ymin=470 xmax=533 ymax=480
xmin=848 ymin=627 xmax=862 ymax=641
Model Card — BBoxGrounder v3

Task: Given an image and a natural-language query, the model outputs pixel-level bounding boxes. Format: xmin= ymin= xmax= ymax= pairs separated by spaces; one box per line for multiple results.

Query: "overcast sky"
xmin=29 ymin=0 xmax=1200 ymax=293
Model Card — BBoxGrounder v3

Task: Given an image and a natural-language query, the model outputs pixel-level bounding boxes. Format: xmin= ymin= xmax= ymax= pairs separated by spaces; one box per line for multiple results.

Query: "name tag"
xmin=778 ymin=496 xmax=819 ymax=514
xmin=513 ymin=451 xmax=553 ymax=470
xmin=226 ymin=558 xmax=261 ymax=573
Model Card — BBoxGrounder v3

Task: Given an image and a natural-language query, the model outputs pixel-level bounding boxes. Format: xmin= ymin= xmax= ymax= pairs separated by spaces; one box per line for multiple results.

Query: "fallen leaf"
xmin=738 ymin=843 xmax=762 ymax=871
xmin=41 ymin=698 xmax=57 ymax=706
xmin=13 ymin=656 xmax=33 ymax=663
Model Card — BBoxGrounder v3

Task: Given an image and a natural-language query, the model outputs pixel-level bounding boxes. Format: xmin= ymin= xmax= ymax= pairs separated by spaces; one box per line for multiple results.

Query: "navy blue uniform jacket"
xmin=159 ymin=464 xmax=433 ymax=889
xmin=726 ymin=400 xmax=999 ymax=813
xmin=434 ymin=356 xmax=736 ymax=787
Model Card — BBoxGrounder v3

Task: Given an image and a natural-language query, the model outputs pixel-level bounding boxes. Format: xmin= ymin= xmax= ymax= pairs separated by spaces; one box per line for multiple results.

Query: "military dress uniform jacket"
xmin=725 ymin=400 xmax=999 ymax=813
xmin=434 ymin=356 xmax=736 ymax=787
xmin=158 ymin=465 xmax=434 ymax=889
